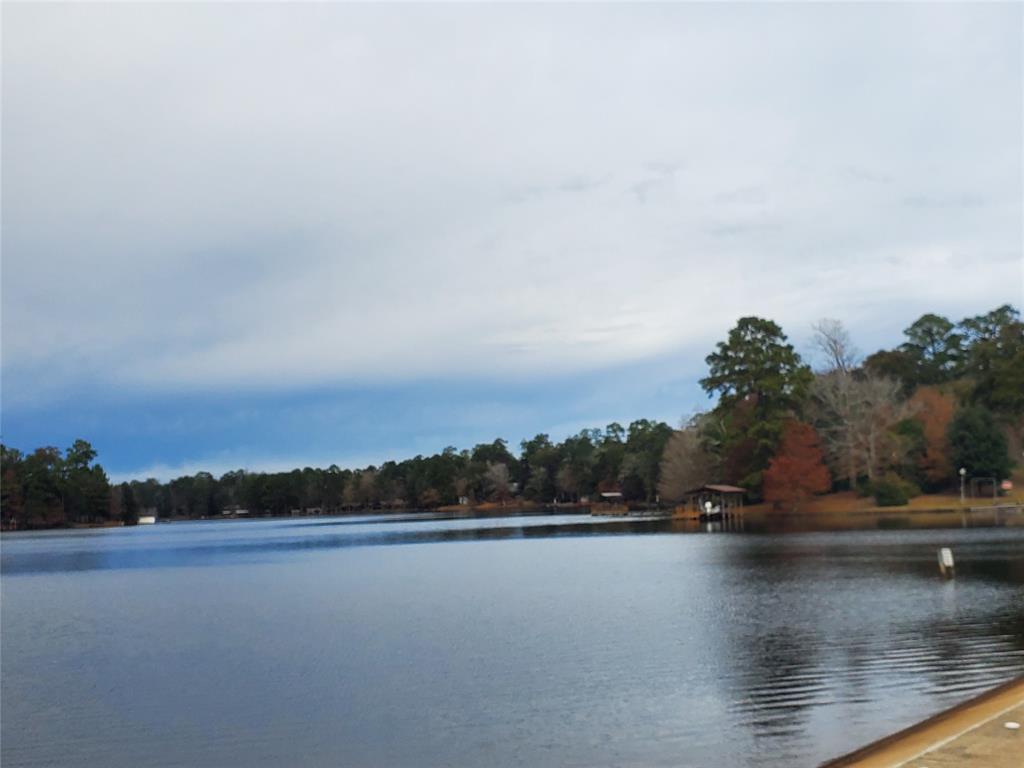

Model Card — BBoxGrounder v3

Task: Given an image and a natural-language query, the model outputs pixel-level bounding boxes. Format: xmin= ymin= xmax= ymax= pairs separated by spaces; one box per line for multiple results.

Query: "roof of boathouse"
xmin=684 ymin=484 xmax=747 ymax=495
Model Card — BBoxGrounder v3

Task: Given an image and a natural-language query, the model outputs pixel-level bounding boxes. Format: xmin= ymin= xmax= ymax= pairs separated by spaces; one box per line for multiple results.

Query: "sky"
xmin=2 ymin=2 xmax=1022 ymax=482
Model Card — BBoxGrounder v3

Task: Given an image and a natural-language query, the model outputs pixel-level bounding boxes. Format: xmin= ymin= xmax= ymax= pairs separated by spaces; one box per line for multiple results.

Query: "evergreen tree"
xmin=947 ymin=406 xmax=1013 ymax=481
xmin=700 ymin=317 xmax=813 ymax=493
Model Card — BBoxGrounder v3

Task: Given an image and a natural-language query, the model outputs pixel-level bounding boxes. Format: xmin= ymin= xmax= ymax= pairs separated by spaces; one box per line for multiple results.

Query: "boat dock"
xmin=822 ymin=676 xmax=1024 ymax=767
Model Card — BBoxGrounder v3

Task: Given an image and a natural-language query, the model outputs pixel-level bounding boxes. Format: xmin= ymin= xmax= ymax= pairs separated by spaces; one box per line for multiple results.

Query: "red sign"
xmin=1001 ymin=480 xmax=1013 ymax=491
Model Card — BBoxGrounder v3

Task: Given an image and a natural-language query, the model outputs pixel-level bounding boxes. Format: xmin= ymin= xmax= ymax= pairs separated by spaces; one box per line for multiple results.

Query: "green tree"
xmin=623 ymin=419 xmax=673 ymax=501
xmin=471 ymin=439 xmax=517 ymax=471
xmin=701 ymin=317 xmax=813 ymax=414
xmin=58 ymin=440 xmax=110 ymax=524
xmin=899 ymin=313 xmax=963 ymax=385
xmin=120 ymin=482 xmax=140 ymax=525
xmin=700 ymin=317 xmax=813 ymax=493
xmin=520 ymin=434 xmax=559 ymax=500
xmin=959 ymin=305 xmax=1024 ymax=417
xmin=22 ymin=446 xmax=66 ymax=526
xmin=862 ymin=349 xmax=919 ymax=395
xmin=1 ymin=446 xmax=26 ymax=528
xmin=558 ymin=431 xmax=599 ymax=501
xmin=947 ymin=406 xmax=1012 ymax=481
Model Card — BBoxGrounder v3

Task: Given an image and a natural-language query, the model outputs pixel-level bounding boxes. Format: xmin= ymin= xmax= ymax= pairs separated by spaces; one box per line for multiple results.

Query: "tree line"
xmin=2 ymin=303 xmax=1020 ymax=528
xmin=659 ymin=304 xmax=1022 ymax=509
xmin=1 ymin=421 xmax=674 ymax=529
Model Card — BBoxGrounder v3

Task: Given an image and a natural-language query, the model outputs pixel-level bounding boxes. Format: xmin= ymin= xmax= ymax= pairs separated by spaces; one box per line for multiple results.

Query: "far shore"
xmin=4 ymin=491 xmax=1022 ymax=533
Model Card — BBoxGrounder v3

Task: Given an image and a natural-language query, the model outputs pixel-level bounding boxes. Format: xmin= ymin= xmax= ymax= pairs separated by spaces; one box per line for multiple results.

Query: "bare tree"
xmin=810 ymin=372 xmax=914 ymax=485
xmin=484 ymin=462 xmax=511 ymax=501
xmin=657 ymin=421 xmax=718 ymax=502
xmin=855 ymin=376 xmax=911 ymax=481
xmin=810 ymin=371 xmax=860 ymax=486
xmin=357 ymin=469 xmax=379 ymax=506
xmin=811 ymin=318 xmax=859 ymax=374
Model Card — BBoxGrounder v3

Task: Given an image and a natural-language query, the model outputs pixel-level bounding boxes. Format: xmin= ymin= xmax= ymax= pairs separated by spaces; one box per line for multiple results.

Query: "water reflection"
xmin=1 ymin=517 xmax=681 ymax=574
xmin=3 ymin=513 xmax=1024 ymax=579
xmin=710 ymin=530 xmax=1024 ymax=765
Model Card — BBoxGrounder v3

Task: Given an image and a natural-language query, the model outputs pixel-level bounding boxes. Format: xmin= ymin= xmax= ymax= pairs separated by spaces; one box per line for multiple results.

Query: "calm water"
xmin=2 ymin=514 xmax=1023 ymax=767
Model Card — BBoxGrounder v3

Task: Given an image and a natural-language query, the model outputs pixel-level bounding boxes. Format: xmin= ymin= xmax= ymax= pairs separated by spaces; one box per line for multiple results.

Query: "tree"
xmin=356 ymin=469 xmax=379 ymax=508
xmin=959 ymin=304 xmax=1019 ymax=349
xmin=520 ymin=434 xmax=559 ymax=500
xmin=899 ymin=313 xmax=963 ymax=385
xmin=700 ymin=317 xmax=814 ymax=494
xmin=762 ymin=421 xmax=831 ymax=511
xmin=618 ymin=458 xmax=647 ymax=502
xmin=853 ymin=377 xmax=913 ymax=483
xmin=959 ymin=305 xmax=1024 ymax=417
xmin=623 ymin=419 xmax=673 ymax=501
xmin=1 ymin=446 xmax=25 ymax=528
xmin=908 ymin=387 xmax=955 ymax=489
xmin=809 ymin=371 xmax=861 ymax=487
xmin=558 ymin=431 xmax=598 ymax=500
xmin=809 ymin=372 xmax=909 ymax=485
xmin=523 ymin=467 xmax=551 ymax=501
xmin=471 ymin=439 xmax=519 ymax=482
xmin=120 ymin=482 xmax=140 ymax=525
xmin=657 ymin=418 xmax=718 ymax=502
xmin=483 ymin=462 xmax=511 ymax=502
xmin=592 ymin=426 xmax=627 ymax=489
xmin=22 ymin=447 xmax=66 ymax=526
xmin=64 ymin=439 xmax=98 ymax=472
xmin=811 ymin=318 xmax=859 ymax=374
xmin=947 ymin=406 xmax=1012 ymax=481
xmin=701 ymin=317 xmax=813 ymax=415
xmin=890 ymin=417 xmax=927 ymax=489
xmin=862 ymin=349 xmax=919 ymax=395
xmin=58 ymin=440 xmax=110 ymax=524
xmin=555 ymin=464 xmax=580 ymax=501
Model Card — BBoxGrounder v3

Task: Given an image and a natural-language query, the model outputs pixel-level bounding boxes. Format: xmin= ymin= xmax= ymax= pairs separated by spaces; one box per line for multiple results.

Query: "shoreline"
xmin=4 ymin=500 xmax=1022 ymax=533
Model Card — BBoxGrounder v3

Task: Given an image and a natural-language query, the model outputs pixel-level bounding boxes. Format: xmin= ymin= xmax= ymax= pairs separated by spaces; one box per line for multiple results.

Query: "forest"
xmin=2 ymin=304 xmax=1021 ymax=529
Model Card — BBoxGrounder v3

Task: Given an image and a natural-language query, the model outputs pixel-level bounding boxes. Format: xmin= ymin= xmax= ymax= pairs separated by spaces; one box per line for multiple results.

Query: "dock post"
xmin=938 ymin=547 xmax=955 ymax=578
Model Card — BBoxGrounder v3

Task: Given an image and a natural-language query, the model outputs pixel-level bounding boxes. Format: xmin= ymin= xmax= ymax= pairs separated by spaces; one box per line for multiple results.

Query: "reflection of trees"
xmin=733 ymin=627 xmax=823 ymax=749
xmin=712 ymin=541 xmax=828 ymax=763
xmin=713 ymin=531 xmax=1024 ymax=765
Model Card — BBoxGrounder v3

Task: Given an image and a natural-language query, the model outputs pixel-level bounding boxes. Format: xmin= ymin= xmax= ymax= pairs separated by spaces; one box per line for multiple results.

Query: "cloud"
xmin=2 ymin=1 xmax=1021 ymax=410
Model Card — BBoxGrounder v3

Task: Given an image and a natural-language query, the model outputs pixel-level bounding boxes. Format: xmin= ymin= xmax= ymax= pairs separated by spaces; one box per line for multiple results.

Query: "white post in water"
xmin=938 ymin=547 xmax=955 ymax=578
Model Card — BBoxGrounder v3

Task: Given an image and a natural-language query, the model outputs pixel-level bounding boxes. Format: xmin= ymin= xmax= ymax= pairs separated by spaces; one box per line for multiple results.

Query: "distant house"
xmin=592 ymin=482 xmax=627 ymax=515
xmin=221 ymin=506 xmax=250 ymax=517
xmin=138 ymin=507 xmax=158 ymax=525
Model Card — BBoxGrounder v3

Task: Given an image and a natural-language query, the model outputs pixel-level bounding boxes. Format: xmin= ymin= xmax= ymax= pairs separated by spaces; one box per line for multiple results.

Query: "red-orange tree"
xmin=908 ymin=386 xmax=955 ymax=489
xmin=762 ymin=421 xmax=831 ymax=511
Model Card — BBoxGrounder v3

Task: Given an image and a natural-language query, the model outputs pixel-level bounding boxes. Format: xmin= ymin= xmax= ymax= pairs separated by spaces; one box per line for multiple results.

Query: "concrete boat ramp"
xmin=822 ymin=676 xmax=1024 ymax=767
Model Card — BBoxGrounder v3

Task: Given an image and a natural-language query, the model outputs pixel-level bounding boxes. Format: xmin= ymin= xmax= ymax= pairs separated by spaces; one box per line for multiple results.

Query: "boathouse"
xmin=681 ymin=484 xmax=746 ymax=518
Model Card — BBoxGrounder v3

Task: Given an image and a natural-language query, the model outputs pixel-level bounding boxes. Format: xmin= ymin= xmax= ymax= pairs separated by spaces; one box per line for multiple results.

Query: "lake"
xmin=2 ymin=513 xmax=1023 ymax=767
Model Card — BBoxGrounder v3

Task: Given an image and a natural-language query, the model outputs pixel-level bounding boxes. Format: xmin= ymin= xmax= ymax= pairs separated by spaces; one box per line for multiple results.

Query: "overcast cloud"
xmin=2 ymin=2 xmax=1022 ymax=476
